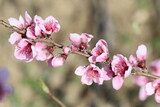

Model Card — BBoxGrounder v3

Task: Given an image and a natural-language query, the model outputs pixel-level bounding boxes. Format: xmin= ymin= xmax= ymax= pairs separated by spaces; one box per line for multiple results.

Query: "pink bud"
xmin=69 ymin=33 xmax=93 ymax=49
xmin=136 ymin=44 xmax=147 ymax=61
xmin=49 ymin=54 xmax=67 ymax=67
xmin=63 ymin=46 xmax=71 ymax=54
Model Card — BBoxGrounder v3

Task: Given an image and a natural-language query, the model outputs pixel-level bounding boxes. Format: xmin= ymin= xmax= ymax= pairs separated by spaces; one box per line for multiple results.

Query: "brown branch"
xmin=132 ymin=71 xmax=160 ymax=79
xmin=71 ymin=50 xmax=90 ymax=57
xmin=48 ymin=92 xmax=67 ymax=107
xmin=35 ymin=39 xmax=91 ymax=57
xmin=38 ymin=79 xmax=67 ymax=107
xmin=35 ymin=39 xmax=63 ymax=48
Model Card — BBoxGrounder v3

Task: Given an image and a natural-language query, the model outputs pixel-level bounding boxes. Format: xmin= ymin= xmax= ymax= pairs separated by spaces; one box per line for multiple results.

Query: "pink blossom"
xmin=150 ymin=59 xmax=160 ymax=76
xmin=88 ymin=39 xmax=109 ymax=63
xmin=34 ymin=15 xmax=60 ymax=35
xmin=129 ymin=44 xmax=147 ymax=69
xmin=111 ymin=54 xmax=132 ymax=90
xmin=14 ymin=39 xmax=36 ymax=62
xmin=69 ymin=33 xmax=93 ymax=50
xmin=8 ymin=32 xmax=22 ymax=45
xmin=75 ymin=64 xmax=104 ymax=85
xmin=35 ymin=42 xmax=53 ymax=61
xmin=48 ymin=54 xmax=67 ymax=67
xmin=145 ymin=79 xmax=160 ymax=103
xmin=42 ymin=16 xmax=60 ymax=34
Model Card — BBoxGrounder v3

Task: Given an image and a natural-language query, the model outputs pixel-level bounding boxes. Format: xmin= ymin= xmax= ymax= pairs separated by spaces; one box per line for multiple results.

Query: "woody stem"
xmin=35 ymin=39 xmax=91 ymax=57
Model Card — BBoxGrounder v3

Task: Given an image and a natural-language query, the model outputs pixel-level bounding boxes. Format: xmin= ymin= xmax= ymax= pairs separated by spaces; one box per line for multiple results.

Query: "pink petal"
xmin=93 ymin=77 xmax=103 ymax=85
xmin=35 ymin=25 xmax=42 ymax=36
xmin=8 ymin=18 xmax=19 ymax=28
xmin=124 ymin=66 xmax=132 ymax=78
xmin=145 ymin=82 xmax=155 ymax=95
xmin=96 ymin=52 xmax=109 ymax=62
xmin=36 ymin=51 xmax=48 ymax=61
xmin=155 ymin=89 xmax=160 ymax=103
xmin=14 ymin=46 xmax=26 ymax=60
xmin=96 ymin=39 xmax=107 ymax=47
xmin=101 ymin=64 xmax=113 ymax=80
xmin=8 ymin=32 xmax=22 ymax=44
xmin=153 ymin=79 xmax=160 ymax=88
xmin=35 ymin=42 xmax=47 ymax=51
xmin=81 ymin=33 xmax=93 ymax=43
xmin=88 ymin=56 xmax=96 ymax=63
xmin=136 ymin=44 xmax=147 ymax=61
xmin=112 ymin=76 xmax=124 ymax=90
xmin=75 ymin=66 xmax=86 ymax=76
xmin=25 ymin=11 xmax=32 ymax=25
xmin=69 ymin=33 xmax=81 ymax=44
xmin=19 ymin=16 xmax=25 ymax=28
xmin=81 ymin=74 xmax=93 ymax=85
xmin=26 ymin=45 xmax=36 ymax=62
xmin=139 ymin=86 xmax=148 ymax=101
xmin=26 ymin=27 xmax=37 ymax=39
xmin=129 ymin=55 xmax=138 ymax=65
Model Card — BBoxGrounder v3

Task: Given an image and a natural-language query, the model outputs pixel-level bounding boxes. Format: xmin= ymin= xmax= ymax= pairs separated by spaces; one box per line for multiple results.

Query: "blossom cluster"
xmin=6 ymin=12 xmax=160 ymax=103
xmin=8 ymin=12 xmax=59 ymax=63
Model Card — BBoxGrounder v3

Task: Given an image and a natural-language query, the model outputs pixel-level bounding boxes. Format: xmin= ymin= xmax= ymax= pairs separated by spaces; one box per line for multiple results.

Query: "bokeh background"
xmin=0 ymin=0 xmax=160 ymax=107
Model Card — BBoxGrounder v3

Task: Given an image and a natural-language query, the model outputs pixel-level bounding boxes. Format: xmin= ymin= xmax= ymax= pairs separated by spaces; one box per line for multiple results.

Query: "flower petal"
xmin=136 ymin=44 xmax=147 ymax=61
xmin=75 ymin=66 xmax=86 ymax=76
xmin=139 ymin=86 xmax=148 ymax=101
xmin=145 ymin=82 xmax=155 ymax=95
xmin=112 ymin=76 xmax=124 ymax=90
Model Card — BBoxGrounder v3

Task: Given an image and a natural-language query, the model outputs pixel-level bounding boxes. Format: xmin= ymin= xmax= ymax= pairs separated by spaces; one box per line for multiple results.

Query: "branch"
xmin=38 ymin=79 xmax=67 ymax=107
xmin=132 ymin=71 xmax=160 ymax=79
xmin=35 ymin=39 xmax=91 ymax=57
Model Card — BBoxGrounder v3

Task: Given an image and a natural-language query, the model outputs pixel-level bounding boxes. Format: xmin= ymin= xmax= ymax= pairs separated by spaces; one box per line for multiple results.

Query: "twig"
xmin=132 ymin=71 xmax=160 ymax=79
xmin=35 ymin=39 xmax=91 ymax=57
xmin=0 ymin=19 xmax=25 ymax=34
xmin=38 ymin=79 xmax=67 ymax=107
xmin=48 ymin=92 xmax=67 ymax=107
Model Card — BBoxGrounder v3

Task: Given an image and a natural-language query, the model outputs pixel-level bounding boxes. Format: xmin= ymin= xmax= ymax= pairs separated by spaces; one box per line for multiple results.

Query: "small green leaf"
xmin=38 ymin=79 xmax=49 ymax=94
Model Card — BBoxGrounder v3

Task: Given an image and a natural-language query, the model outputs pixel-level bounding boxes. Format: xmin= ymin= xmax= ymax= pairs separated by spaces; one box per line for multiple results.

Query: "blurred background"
xmin=0 ymin=0 xmax=160 ymax=107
